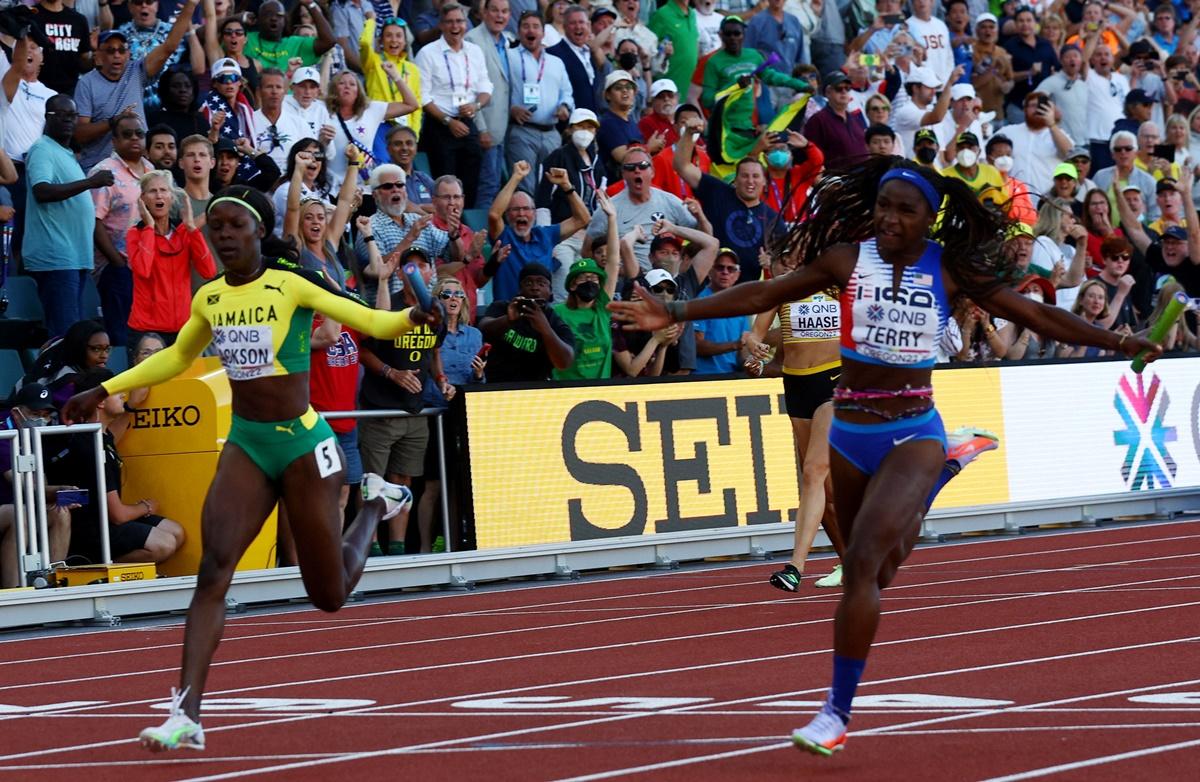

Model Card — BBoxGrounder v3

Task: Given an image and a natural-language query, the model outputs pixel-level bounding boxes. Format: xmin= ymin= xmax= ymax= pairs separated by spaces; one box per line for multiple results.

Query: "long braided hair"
xmin=776 ymin=156 xmax=1019 ymax=299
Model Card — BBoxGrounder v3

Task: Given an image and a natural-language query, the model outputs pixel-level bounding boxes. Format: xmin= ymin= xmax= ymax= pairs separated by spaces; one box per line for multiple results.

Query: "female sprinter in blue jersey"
xmin=610 ymin=157 xmax=1162 ymax=756
xmin=63 ymin=184 xmax=441 ymax=752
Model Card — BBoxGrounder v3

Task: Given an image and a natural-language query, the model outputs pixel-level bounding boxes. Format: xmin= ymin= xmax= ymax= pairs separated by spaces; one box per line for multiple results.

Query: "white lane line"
xmin=981 ymin=738 xmax=1200 ymax=781
xmin=554 ymin=743 xmax=795 ymax=782
xmin=174 ymin=638 xmax=1200 ymax=782
xmin=3 ymin=518 xmax=1193 ymax=657
xmin=6 ymin=548 xmax=1197 ymax=696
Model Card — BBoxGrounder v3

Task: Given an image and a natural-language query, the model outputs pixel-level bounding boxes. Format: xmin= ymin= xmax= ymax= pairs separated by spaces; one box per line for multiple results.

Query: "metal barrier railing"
xmin=4 ymin=410 xmax=453 ymax=589
xmin=3 ymin=422 xmax=107 ymax=587
xmin=322 ymin=408 xmax=453 ymax=553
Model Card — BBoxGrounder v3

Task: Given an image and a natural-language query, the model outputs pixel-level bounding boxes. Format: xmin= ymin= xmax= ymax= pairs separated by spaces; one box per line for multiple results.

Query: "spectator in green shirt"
xmin=649 ymin=0 xmax=699 ymax=97
xmin=700 ymin=16 xmax=809 ymax=136
xmin=552 ymin=192 xmax=621 ymax=380
xmin=245 ymin=0 xmax=337 ymax=72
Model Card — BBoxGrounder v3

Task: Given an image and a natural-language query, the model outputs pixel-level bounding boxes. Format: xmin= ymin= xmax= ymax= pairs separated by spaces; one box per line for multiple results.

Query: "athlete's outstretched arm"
xmin=294 ymin=274 xmax=428 ymax=339
xmin=611 ymin=245 xmax=852 ymax=332
xmin=979 ymin=284 xmax=1159 ymax=359
xmin=62 ymin=308 xmax=213 ymax=421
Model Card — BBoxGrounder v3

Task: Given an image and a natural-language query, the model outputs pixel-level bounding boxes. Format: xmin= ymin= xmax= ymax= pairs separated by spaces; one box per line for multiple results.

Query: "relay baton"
xmin=1132 ymin=291 xmax=1188 ymax=373
xmin=403 ymin=262 xmax=434 ymax=312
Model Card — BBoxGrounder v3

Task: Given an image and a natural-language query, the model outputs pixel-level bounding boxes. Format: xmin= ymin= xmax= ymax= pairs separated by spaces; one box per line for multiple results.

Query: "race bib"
xmin=314 ymin=436 xmax=341 ymax=478
xmin=212 ymin=326 xmax=275 ymax=380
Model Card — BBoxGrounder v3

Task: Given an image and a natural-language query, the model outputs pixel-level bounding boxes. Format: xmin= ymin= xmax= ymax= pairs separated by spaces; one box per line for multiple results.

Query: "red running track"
xmin=1 ymin=519 xmax=1200 ymax=780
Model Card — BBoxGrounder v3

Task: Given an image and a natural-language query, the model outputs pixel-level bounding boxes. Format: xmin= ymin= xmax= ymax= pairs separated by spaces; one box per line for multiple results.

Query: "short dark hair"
xmin=985 ymin=134 xmax=1012 ymax=154
xmin=865 ymin=123 xmax=896 ymax=142
xmin=518 ymin=9 xmax=543 ymax=24
xmin=147 ymin=124 xmax=177 ymax=144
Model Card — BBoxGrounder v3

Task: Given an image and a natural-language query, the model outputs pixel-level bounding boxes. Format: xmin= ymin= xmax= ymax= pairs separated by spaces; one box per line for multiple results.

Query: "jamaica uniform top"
xmin=103 ymin=261 xmax=417 ymax=395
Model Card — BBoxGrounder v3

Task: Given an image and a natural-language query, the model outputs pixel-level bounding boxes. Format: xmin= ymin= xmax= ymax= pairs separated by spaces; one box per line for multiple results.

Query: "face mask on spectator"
xmin=915 ymin=146 xmax=937 ymax=164
xmin=766 ymin=149 xmax=791 ymax=168
xmin=573 ymin=280 xmax=600 ymax=302
xmin=956 ymin=149 xmax=978 ymax=167
xmin=618 ymin=52 xmax=639 ymax=71
xmin=993 ymin=155 xmax=1014 ymax=173
xmin=571 ymin=130 xmax=595 ymax=149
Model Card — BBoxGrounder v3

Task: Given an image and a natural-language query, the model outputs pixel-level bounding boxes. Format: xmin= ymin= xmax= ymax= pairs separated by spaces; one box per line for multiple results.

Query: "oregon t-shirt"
xmin=552 ymin=293 xmax=613 ymax=380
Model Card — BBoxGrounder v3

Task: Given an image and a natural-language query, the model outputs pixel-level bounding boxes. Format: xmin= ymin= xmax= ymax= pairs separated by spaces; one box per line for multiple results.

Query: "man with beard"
xmin=146 ymin=126 xmax=177 ymax=171
xmin=356 ymin=164 xmax=455 ymax=303
xmin=1004 ymin=91 xmax=1075 ymax=194
xmin=673 ymin=119 xmax=778 ymax=283
xmin=488 ymin=160 xmax=590 ymax=301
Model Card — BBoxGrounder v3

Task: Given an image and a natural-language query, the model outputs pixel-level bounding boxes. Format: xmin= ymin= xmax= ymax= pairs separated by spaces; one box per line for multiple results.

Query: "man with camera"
xmin=1002 ymin=91 xmax=1074 ymax=194
xmin=478 ymin=263 xmax=576 ymax=382
xmin=1039 ymin=43 xmax=1089 ymax=150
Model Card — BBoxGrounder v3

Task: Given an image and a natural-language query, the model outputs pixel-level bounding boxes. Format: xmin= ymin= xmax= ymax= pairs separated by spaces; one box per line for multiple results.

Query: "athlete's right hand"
xmin=62 ymin=386 xmax=108 ymax=425
xmin=411 ymin=300 xmax=444 ymax=331
xmin=609 ymin=284 xmax=672 ymax=331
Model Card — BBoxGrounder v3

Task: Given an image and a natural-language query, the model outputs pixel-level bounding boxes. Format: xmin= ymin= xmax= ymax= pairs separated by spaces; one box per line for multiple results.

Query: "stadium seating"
xmin=414 ymin=152 xmax=431 ymax=175
xmin=3 ymin=277 xmax=43 ymax=322
xmin=0 ymin=349 xmax=22 ymax=399
xmin=462 ymin=209 xmax=488 ymax=232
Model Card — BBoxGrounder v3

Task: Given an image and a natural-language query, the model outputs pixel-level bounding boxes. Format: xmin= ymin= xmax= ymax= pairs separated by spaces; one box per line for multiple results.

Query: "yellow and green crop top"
xmin=779 ymin=292 xmax=840 ymax=345
xmin=103 ymin=261 xmax=417 ymax=395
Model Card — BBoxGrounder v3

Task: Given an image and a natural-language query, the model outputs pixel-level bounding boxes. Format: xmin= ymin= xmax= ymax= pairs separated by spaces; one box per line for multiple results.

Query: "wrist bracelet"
xmin=666 ymin=300 xmax=686 ymax=323
xmin=381 ymin=365 xmax=392 ymax=378
xmin=1118 ymin=333 xmax=1128 ymax=350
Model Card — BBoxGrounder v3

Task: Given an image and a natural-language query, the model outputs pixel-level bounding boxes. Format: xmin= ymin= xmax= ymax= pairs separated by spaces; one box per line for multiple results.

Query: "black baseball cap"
xmin=1126 ymin=88 xmax=1155 ymax=105
xmin=14 ymin=382 xmax=55 ymax=412
xmin=519 ymin=262 xmax=552 ymax=282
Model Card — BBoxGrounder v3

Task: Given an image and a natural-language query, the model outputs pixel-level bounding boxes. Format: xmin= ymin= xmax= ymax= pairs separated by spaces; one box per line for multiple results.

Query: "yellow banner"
xmin=467 ymin=370 xmax=1009 ymax=549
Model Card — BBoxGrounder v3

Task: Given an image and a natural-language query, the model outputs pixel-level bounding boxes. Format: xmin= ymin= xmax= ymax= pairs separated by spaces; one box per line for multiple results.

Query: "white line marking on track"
xmin=981 ymin=737 xmax=1200 ymax=781
xmin=6 ymin=549 xmax=1197 ymax=697
xmin=3 ymin=519 xmax=1194 ymax=657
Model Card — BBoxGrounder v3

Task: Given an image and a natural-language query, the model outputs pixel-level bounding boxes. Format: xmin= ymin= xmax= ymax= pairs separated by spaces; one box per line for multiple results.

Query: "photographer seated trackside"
xmin=49 ymin=369 xmax=184 ymax=565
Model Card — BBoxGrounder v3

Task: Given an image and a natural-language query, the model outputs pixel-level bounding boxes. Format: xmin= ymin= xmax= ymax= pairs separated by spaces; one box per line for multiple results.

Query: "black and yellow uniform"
xmin=780 ymin=293 xmax=841 ymax=420
xmin=102 ymin=260 xmax=419 ymax=479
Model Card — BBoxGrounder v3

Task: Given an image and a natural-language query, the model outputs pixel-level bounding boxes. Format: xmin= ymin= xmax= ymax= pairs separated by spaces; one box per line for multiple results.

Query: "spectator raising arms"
xmin=126 ymin=171 xmax=217 ymax=358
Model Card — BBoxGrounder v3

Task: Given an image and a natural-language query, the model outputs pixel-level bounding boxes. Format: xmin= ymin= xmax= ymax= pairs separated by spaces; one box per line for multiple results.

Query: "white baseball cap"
xmin=211 ymin=57 xmax=242 ymax=79
xmin=975 ymin=12 xmax=998 ymax=25
xmin=950 ymin=82 xmax=977 ymax=101
xmin=650 ymin=78 xmax=677 ymax=98
xmin=905 ymin=66 xmax=941 ymax=89
xmin=604 ymin=70 xmax=637 ymax=91
xmin=644 ymin=268 xmax=675 ymax=288
xmin=567 ymin=108 xmax=599 ymax=127
xmin=292 ymin=66 xmax=321 ymax=85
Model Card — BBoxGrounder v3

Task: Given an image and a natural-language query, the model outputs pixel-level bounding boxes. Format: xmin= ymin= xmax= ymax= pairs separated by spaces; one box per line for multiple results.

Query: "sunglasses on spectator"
xmin=651 ymin=283 xmax=677 ymax=294
xmin=374 ymin=181 xmax=403 ymax=191
xmin=118 ymin=128 xmax=146 ymax=139
xmin=303 ymin=150 xmax=326 ymax=160
xmin=101 ymin=46 xmax=129 ymax=55
xmin=439 ymin=290 xmax=466 ymax=299
xmin=215 ymin=74 xmax=241 ymax=85
xmin=223 ymin=28 xmax=246 ymax=37
xmin=622 ymin=161 xmax=653 ymax=171
xmin=383 ymin=16 xmax=408 ymax=26
xmin=1105 ymin=253 xmax=1132 ymax=260
xmin=130 ymin=0 xmax=155 ymax=5
xmin=1112 ymin=146 xmax=1135 ymax=152
xmin=830 ymin=84 xmax=852 ymax=93
xmin=713 ymin=264 xmax=739 ymax=273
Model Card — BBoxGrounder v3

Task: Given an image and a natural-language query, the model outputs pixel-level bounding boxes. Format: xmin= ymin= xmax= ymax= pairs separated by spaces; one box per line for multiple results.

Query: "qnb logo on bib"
xmin=212 ymin=326 xmax=275 ymax=380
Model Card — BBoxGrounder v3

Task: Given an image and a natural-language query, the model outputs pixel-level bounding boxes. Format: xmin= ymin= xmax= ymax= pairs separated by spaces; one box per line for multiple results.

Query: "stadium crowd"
xmin=0 ymin=0 xmax=1198 ymax=576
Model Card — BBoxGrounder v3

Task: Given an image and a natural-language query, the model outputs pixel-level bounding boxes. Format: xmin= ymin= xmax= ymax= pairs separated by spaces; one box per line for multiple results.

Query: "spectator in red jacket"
xmin=125 ymin=170 xmax=217 ymax=361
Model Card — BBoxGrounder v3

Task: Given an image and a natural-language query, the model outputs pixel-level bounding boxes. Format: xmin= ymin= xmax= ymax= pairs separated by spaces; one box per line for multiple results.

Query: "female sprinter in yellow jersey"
xmin=744 ymin=254 xmax=846 ymax=592
xmin=63 ymin=185 xmax=440 ymax=753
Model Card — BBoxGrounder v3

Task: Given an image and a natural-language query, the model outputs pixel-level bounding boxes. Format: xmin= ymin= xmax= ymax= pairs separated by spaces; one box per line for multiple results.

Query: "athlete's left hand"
xmin=411 ymin=300 xmax=444 ymax=329
xmin=1120 ymin=334 xmax=1163 ymax=361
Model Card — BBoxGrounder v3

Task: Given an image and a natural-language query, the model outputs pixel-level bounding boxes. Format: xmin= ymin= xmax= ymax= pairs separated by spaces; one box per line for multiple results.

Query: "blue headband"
xmin=880 ymin=168 xmax=942 ymax=212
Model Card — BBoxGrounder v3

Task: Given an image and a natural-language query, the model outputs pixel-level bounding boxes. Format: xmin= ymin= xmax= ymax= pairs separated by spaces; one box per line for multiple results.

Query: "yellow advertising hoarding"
xmin=466 ymin=369 xmax=1008 ymax=550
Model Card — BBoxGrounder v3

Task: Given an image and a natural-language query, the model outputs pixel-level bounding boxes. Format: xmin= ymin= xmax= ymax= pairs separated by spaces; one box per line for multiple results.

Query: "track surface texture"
xmin=2 ymin=519 xmax=1199 ymax=781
